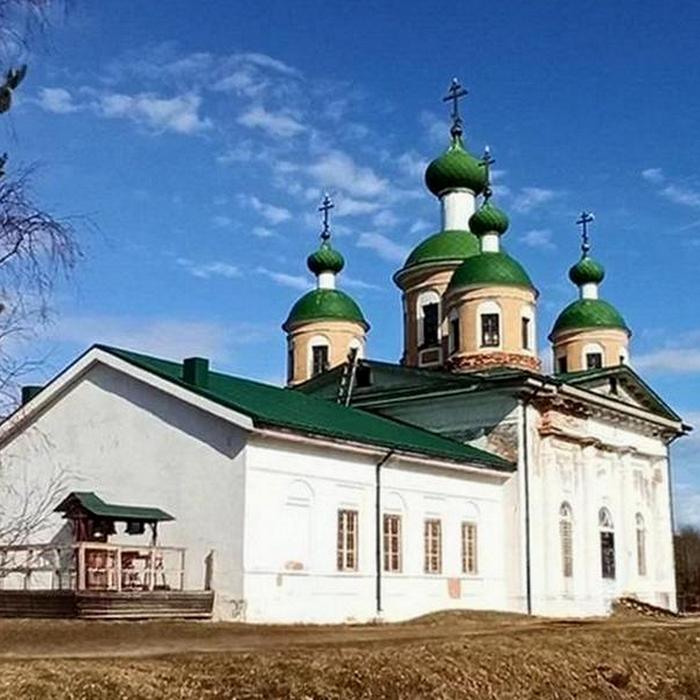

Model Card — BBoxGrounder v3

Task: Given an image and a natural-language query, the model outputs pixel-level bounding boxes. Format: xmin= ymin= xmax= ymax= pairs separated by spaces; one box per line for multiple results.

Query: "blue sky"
xmin=5 ymin=0 xmax=700 ymax=522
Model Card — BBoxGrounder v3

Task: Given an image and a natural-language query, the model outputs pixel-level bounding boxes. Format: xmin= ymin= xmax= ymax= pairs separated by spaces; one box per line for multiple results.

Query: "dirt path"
xmin=0 ymin=611 xmax=695 ymax=660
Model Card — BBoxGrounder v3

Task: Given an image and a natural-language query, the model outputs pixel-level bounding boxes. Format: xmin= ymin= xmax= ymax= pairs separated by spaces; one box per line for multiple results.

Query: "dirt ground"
xmin=2 ymin=609 xmax=700 ymax=699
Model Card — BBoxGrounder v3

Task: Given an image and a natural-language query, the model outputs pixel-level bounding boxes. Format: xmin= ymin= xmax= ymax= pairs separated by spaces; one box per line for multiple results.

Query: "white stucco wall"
xmin=0 ymin=364 xmax=248 ymax=614
xmin=242 ymin=433 xmax=510 ymax=623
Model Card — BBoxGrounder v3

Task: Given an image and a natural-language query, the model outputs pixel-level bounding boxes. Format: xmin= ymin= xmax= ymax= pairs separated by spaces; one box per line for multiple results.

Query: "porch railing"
xmin=0 ymin=542 xmax=186 ymax=592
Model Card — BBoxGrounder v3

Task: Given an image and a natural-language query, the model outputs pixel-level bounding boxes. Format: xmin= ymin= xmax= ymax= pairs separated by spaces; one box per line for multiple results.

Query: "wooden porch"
xmin=0 ymin=541 xmax=214 ymax=620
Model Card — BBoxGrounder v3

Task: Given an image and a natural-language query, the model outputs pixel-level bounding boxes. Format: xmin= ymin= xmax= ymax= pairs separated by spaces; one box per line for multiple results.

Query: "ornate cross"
xmin=576 ymin=211 xmax=595 ymax=255
xmin=319 ymin=193 xmax=334 ymax=241
xmin=443 ymin=78 xmax=468 ymax=137
xmin=481 ymin=145 xmax=496 ymax=199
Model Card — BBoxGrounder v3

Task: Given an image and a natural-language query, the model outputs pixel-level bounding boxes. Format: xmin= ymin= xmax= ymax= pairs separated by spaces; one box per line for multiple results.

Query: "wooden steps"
xmin=0 ymin=590 xmax=214 ymax=620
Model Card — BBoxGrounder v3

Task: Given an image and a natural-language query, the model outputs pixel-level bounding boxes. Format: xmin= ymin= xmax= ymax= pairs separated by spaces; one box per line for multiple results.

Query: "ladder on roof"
xmin=337 ymin=347 xmax=359 ymax=406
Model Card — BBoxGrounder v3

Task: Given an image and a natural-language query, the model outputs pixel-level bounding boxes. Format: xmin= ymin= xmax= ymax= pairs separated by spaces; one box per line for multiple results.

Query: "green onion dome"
xmin=469 ymin=201 xmax=509 ymax=236
xmin=568 ymin=255 xmax=605 ymax=286
xmin=400 ymin=229 xmax=480 ymax=273
xmin=283 ymin=289 xmax=369 ymax=331
xmin=447 ymin=251 xmax=535 ymax=291
xmin=550 ymin=298 xmax=628 ymax=337
xmin=425 ymin=135 xmax=487 ymax=197
xmin=307 ymin=242 xmax=345 ymax=275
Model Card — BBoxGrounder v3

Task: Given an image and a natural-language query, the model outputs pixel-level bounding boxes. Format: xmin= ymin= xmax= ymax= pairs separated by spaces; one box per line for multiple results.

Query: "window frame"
xmin=461 ymin=521 xmax=478 ymax=576
xmin=311 ymin=344 xmax=330 ymax=377
xmin=449 ymin=313 xmax=460 ymax=354
xmin=559 ymin=502 xmax=573 ymax=579
xmin=636 ymin=513 xmax=647 ymax=577
xmin=421 ymin=302 xmax=440 ymax=348
xmin=423 ymin=518 xmax=442 ymax=574
xmin=383 ymin=513 xmax=402 ymax=573
xmin=480 ymin=313 xmax=500 ymax=348
xmin=586 ymin=352 xmax=603 ymax=370
xmin=337 ymin=509 xmax=359 ymax=572
xmin=599 ymin=507 xmax=616 ymax=580
xmin=521 ymin=316 xmax=531 ymax=350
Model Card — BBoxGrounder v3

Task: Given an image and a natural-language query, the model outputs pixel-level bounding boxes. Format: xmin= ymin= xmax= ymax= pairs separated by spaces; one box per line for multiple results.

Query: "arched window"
xmin=636 ymin=513 xmax=647 ymax=576
xmin=348 ymin=337 xmax=364 ymax=359
xmin=417 ymin=291 xmax=440 ymax=348
xmin=477 ymin=300 xmax=501 ymax=348
xmin=521 ymin=306 xmax=535 ymax=352
xmin=559 ymin=502 xmax=573 ymax=578
xmin=599 ymin=507 xmax=615 ymax=579
xmin=448 ymin=310 xmax=460 ymax=354
xmin=308 ymin=335 xmax=330 ymax=377
xmin=583 ymin=343 xmax=605 ymax=370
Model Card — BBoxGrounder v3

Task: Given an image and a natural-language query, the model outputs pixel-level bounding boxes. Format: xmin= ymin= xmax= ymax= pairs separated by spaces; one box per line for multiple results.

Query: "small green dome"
xmin=425 ymin=136 xmax=487 ymax=197
xmin=307 ymin=243 xmax=345 ymax=275
xmin=448 ymin=252 xmax=535 ymax=291
xmin=283 ymin=289 xmax=368 ymax=331
xmin=469 ymin=201 xmax=509 ymax=236
xmin=568 ymin=255 xmax=605 ymax=286
xmin=400 ymin=229 xmax=480 ymax=273
xmin=550 ymin=298 xmax=628 ymax=337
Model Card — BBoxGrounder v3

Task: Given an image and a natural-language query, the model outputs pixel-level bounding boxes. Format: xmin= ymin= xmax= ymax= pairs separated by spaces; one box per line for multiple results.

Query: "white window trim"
xmin=476 ymin=300 xmax=502 ymax=349
xmin=308 ymin=334 xmax=331 ymax=378
xmin=416 ymin=290 xmax=441 ymax=347
xmin=582 ymin=342 xmax=605 ymax=369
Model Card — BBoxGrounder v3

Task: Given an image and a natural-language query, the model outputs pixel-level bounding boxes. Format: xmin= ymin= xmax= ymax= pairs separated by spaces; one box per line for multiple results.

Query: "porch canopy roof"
xmin=54 ymin=491 xmax=174 ymax=523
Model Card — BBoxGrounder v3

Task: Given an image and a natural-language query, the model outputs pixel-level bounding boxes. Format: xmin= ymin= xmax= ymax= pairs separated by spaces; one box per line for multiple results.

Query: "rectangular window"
xmin=637 ymin=529 xmax=647 ymax=577
xmin=312 ymin=345 xmax=329 ymax=377
xmin=424 ymin=518 xmax=442 ymax=574
xmin=560 ymin=520 xmax=573 ymax=578
xmin=337 ymin=509 xmax=358 ymax=571
xmin=287 ymin=347 xmax=295 ymax=383
xmin=449 ymin=316 xmax=460 ymax=353
xmin=481 ymin=313 xmax=500 ymax=347
xmin=600 ymin=531 xmax=616 ymax=579
xmin=383 ymin=514 xmax=402 ymax=573
xmin=521 ymin=317 xmax=531 ymax=350
xmin=461 ymin=522 xmax=478 ymax=575
xmin=422 ymin=303 xmax=439 ymax=347
xmin=557 ymin=356 xmax=568 ymax=374
xmin=586 ymin=352 xmax=603 ymax=370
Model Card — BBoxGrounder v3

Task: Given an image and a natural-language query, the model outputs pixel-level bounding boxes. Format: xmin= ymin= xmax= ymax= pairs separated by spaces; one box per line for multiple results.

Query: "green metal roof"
xmin=97 ymin=345 xmax=512 ymax=471
xmin=283 ymin=289 xmax=368 ymax=331
xmin=396 ymin=230 xmax=480 ymax=279
xmin=54 ymin=491 xmax=174 ymax=522
xmin=550 ymin=298 xmax=628 ymax=337
xmin=569 ymin=256 xmax=605 ymax=286
xmin=307 ymin=242 xmax=345 ymax=275
xmin=469 ymin=201 xmax=509 ymax=236
xmin=424 ymin=135 xmax=487 ymax=197
xmin=448 ymin=251 xmax=535 ymax=291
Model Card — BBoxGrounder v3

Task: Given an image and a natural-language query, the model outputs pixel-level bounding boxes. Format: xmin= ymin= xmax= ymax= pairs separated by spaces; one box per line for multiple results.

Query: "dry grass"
xmin=1 ymin=611 xmax=700 ymax=698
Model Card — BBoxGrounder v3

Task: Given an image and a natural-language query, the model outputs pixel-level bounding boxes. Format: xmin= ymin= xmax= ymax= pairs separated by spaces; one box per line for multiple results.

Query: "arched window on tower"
xmin=599 ymin=507 xmax=615 ymax=579
xmin=521 ymin=306 xmax=535 ymax=352
xmin=477 ymin=300 xmax=501 ymax=348
xmin=417 ymin=291 xmax=440 ymax=348
xmin=583 ymin=343 xmax=605 ymax=370
xmin=559 ymin=502 xmax=573 ymax=578
xmin=636 ymin=513 xmax=647 ymax=577
xmin=308 ymin=335 xmax=330 ymax=378
xmin=448 ymin=310 xmax=460 ymax=354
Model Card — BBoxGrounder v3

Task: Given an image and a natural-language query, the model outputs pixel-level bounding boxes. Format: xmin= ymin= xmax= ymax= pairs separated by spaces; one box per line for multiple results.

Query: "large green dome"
xmin=425 ymin=136 xmax=487 ymax=197
xmin=283 ymin=289 xmax=368 ymax=331
xmin=550 ymin=298 xmax=628 ymax=337
xmin=307 ymin=243 xmax=345 ymax=275
xmin=400 ymin=229 xmax=480 ymax=273
xmin=568 ymin=256 xmax=605 ymax=286
xmin=448 ymin=252 xmax=535 ymax=291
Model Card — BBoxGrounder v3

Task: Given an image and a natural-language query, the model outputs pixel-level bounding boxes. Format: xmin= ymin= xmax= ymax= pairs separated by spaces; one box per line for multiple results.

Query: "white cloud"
xmin=239 ymin=195 xmax=291 ymax=224
xmin=420 ymin=110 xmax=448 ymax=144
xmin=252 ymin=226 xmax=275 ymax=238
xmin=372 ymin=210 xmax=399 ymax=228
xmin=409 ymin=219 xmax=432 ymax=235
xmin=98 ymin=92 xmax=211 ymax=134
xmin=634 ymin=347 xmax=700 ymax=374
xmin=398 ymin=151 xmax=427 ymax=179
xmin=357 ymin=233 xmax=408 ymax=263
xmin=257 ymin=266 xmax=310 ymax=291
xmin=512 ymin=187 xmax=557 ymax=214
xmin=37 ymin=87 xmax=80 ymax=114
xmin=217 ymin=141 xmax=256 ymax=164
xmin=661 ymin=184 xmax=700 ymax=209
xmin=307 ymin=150 xmax=387 ymax=198
xmin=641 ymin=167 xmax=665 ymax=184
xmin=237 ymin=105 xmax=305 ymax=138
xmin=48 ymin=315 xmax=236 ymax=363
xmin=176 ymin=258 xmax=241 ymax=279
xmin=333 ymin=195 xmax=381 ymax=217
xmin=520 ymin=228 xmax=555 ymax=250
xmin=342 ymin=275 xmax=381 ymax=291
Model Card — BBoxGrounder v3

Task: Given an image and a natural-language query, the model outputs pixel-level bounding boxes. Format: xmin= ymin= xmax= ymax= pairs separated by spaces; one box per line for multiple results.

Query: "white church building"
xmin=0 ymin=81 xmax=688 ymax=623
